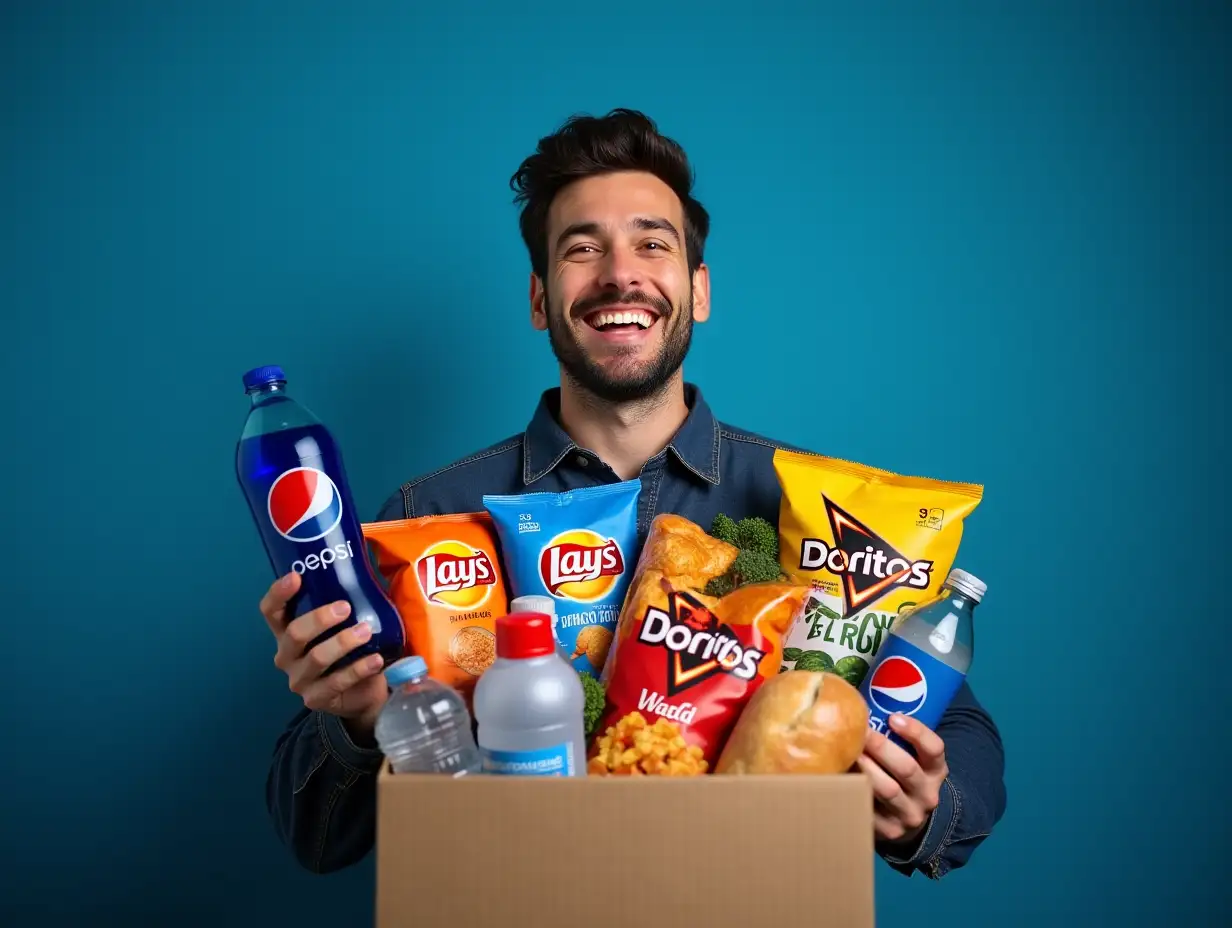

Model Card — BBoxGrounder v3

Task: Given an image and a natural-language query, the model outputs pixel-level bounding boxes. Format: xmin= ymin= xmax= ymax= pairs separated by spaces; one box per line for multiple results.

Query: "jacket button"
xmin=576 ymin=455 xmax=589 ymax=467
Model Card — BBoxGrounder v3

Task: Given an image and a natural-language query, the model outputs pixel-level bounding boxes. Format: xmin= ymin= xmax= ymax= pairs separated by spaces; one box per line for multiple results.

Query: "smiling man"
xmin=258 ymin=108 xmax=1007 ymax=880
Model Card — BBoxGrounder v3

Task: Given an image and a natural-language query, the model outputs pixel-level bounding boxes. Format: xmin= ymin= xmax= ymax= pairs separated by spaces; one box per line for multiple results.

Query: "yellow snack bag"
xmin=774 ymin=450 xmax=983 ymax=688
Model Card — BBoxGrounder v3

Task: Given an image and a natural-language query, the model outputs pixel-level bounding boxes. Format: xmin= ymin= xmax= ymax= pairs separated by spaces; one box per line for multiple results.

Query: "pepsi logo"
xmin=267 ymin=467 xmax=344 ymax=542
xmin=867 ymin=656 xmax=928 ymax=717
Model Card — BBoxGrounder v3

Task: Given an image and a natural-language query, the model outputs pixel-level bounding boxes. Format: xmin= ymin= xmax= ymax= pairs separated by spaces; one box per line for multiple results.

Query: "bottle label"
xmin=858 ymin=635 xmax=966 ymax=746
xmin=481 ymin=741 xmax=576 ymax=777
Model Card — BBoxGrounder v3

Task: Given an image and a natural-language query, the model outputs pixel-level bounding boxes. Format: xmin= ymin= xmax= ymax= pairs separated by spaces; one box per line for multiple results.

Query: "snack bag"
xmin=483 ymin=480 xmax=640 ymax=679
xmin=362 ymin=513 xmax=508 ymax=698
xmin=774 ymin=450 xmax=983 ymax=688
xmin=591 ymin=514 xmax=809 ymax=775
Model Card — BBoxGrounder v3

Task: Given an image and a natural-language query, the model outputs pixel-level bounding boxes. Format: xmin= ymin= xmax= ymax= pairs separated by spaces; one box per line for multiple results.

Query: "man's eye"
xmin=568 ymin=245 xmax=598 ymax=255
xmin=642 ymin=241 xmax=667 ymax=251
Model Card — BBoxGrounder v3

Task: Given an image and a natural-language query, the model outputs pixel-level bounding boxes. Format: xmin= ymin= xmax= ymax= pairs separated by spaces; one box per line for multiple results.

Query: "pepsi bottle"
xmin=858 ymin=569 xmax=985 ymax=751
xmin=236 ymin=365 xmax=405 ymax=671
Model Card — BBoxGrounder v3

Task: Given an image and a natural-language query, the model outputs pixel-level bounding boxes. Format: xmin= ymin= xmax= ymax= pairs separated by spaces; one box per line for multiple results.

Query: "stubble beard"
xmin=544 ymin=288 xmax=694 ymax=405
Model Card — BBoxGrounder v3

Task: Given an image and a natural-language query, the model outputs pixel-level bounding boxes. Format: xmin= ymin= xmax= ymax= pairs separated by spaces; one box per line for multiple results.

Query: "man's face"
xmin=531 ymin=171 xmax=710 ymax=404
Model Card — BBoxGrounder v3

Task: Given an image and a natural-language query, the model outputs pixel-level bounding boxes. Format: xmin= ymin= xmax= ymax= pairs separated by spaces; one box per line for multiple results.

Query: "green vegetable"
xmin=833 ymin=655 xmax=870 ymax=686
xmin=703 ymin=514 xmax=786 ymax=596
xmin=709 ymin=513 xmax=739 ymax=546
xmin=782 ymin=647 xmax=803 ymax=663
xmin=578 ymin=671 xmax=607 ymax=737
xmin=795 ymin=650 xmax=835 ymax=673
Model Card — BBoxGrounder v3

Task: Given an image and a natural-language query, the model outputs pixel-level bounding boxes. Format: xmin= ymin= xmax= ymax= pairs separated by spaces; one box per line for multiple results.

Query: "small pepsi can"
xmin=858 ymin=569 xmax=985 ymax=749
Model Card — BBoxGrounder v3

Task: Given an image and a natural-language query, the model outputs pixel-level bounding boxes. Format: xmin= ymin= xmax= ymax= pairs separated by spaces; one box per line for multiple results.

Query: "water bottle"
xmin=235 ymin=365 xmax=405 ymax=670
xmin=859 ymin=569 xmax=985 ymax=751
xmin=474 ymin=612 xmax=587 ymax=777
xmin=510 ymin=594 xmax=571 ymax=662
xmin=375 ymin=656 xmax=483 ymax=775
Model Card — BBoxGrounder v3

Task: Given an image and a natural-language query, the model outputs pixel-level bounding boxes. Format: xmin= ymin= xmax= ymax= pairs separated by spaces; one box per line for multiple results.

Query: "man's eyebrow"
xmin=632 ymin=216 xmax=680 ymax=242
xmin=556 ymin=221 xmax=603 ymax=246
xmin=556 ymin=217 xmax=682 ymax=248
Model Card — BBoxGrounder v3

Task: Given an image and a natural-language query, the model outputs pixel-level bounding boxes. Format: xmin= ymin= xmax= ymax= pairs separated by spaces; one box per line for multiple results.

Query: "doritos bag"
xmin=483 ymin=480 xmax=640 ymax=679
xmin=362 ymin=513 xmax=508 ymax=699
xmin=774 ymin=450 xmax=983 ymax=688
xmin=591 ymin=514 xmax=809 ymax=775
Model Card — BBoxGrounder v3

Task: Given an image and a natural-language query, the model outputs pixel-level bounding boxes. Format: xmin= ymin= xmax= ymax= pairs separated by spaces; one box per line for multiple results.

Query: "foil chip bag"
xmin=593 ymin=514 xmax=808 ymax=775
xmin=774 ymin=450 xmax=983 ymax=688
xmin=362 ymin=513 xmax=509 ymax=701
xmin=484 ymin=480 xmax=641 ymax=679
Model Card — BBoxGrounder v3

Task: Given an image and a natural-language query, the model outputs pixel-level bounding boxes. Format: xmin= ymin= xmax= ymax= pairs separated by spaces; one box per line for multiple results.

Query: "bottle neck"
xmin=248 ymin=382 xmax=288 ymax=407
xmin=947 ymin=590 xmax=978 ymax=612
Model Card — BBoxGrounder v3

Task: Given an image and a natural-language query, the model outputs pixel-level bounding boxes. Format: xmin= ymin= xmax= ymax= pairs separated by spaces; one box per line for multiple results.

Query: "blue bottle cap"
xmin=384 ymin=655 xmax=428 ymax=686
xmin=242 ymin=365 xmax=287 ymax=391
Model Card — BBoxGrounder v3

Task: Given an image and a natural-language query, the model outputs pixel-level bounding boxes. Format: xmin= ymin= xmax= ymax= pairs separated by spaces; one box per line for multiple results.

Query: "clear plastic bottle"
xmin=474 ymin=612 xmax=587 ymax=777
xmin=374 ymin=656 xmax=482 ymax=776
xmin=510 ymin=594 xmax=571 ymax=662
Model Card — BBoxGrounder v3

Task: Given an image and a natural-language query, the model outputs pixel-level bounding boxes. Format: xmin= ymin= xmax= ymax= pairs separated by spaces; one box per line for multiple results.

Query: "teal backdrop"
xmin=2 ymin=2 xmax=1227 ymax=925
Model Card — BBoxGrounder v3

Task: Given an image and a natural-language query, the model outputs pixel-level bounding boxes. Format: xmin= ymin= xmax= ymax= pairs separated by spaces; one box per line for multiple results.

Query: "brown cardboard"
xmin=376 ymin=763 xmax=874 ymax=928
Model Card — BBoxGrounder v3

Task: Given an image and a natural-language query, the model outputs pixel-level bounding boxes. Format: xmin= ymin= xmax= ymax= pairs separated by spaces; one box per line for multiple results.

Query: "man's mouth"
xmin=583 ymin=308 xmax=660 ymax=332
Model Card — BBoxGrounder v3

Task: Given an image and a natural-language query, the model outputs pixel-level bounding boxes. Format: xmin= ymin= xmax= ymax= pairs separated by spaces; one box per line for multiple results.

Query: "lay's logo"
xmin=415 ymin=540 xmax=497 ymax=609
xmin=539 ymin=529 xmax=625 ymax=601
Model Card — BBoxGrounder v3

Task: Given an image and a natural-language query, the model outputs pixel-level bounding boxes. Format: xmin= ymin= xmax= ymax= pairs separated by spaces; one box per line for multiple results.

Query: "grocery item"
xmin=484 ymin=480 xmax=640 ymax=679
xmin=774 ymin=450 xmax=983 ymax=688
xmin=374 ymin=656 xmax=482 ymax=776
xmin=235 ymin=365 xmax=404 ymax=670
xmin=510 ymin=593 xmax=571 ymax=662
xmin=714 ymin=670 xmax=868 ymax=775
xmin=859 ymin=569 xmax=985 ymax=751
xmin=473 ymin=612 xmax=587 ymax=777
xmin=591 ymin=513 xmax=809 ymax=775
xmin=362 ymin=513 xmax=507 ymax=699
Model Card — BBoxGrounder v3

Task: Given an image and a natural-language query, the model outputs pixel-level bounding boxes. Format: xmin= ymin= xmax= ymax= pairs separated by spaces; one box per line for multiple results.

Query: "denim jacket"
xmin=266 ymin=385 xmax=1006 ymax=879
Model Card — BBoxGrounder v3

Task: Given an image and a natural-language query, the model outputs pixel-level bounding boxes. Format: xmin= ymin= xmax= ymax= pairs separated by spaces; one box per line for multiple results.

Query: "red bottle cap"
xmin=495 ymin=612 xmax=555 ymax=659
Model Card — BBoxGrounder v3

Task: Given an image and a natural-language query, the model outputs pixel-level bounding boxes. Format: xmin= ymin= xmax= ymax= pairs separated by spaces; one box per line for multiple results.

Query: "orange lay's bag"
xmin=362 ymin=513 xmax=509 ymax=697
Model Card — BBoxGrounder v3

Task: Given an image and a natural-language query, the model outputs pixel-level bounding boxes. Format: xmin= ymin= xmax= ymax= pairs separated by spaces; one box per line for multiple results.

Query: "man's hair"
xmin=510 ymin=108 xmax=710 ymax=281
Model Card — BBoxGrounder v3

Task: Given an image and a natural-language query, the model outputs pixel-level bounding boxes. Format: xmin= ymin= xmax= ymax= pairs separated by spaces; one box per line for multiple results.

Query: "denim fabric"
xmin=265 ymin=384 xmax=1006 ymax=877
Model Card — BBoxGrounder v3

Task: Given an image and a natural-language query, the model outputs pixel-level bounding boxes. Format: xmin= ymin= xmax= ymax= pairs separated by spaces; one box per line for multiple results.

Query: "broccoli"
xmin=703 ymin=514 xmax=786 ymax=596
xmin=710 ymin=513 xmax=739 ymax=546
xmin=578 ymin=670 xmax=606 ymax=737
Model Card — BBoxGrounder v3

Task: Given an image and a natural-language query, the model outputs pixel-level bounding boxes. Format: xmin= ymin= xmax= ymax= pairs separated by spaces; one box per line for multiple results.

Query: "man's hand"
xmin=856 ymin=714 xmax=949 ymax=847
xmin=260 ymin=571 xmax=390 ymax=739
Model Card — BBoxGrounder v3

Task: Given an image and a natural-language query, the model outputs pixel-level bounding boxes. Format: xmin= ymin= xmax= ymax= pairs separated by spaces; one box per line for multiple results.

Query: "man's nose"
xmin=597 ymin=245 xmax=642 ymax=292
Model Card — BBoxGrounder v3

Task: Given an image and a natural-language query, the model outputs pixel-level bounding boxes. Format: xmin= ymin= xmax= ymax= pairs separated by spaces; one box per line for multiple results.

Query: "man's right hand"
xmin=260 ymin=571 xmax=390 ymax=740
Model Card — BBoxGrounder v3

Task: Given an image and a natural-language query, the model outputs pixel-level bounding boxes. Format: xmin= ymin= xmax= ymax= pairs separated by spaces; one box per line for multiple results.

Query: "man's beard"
xmin=545 ymin=289 xmax=693 ymax=404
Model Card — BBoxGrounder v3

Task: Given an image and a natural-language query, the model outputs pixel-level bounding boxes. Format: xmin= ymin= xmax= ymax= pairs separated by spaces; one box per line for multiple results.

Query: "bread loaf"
xmin=714 ymin=670 xmax=868 ymax=775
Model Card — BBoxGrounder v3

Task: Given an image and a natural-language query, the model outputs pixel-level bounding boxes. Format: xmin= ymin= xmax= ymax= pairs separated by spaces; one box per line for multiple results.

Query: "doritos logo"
xmin=798 ymin=497 xmax=934 ymax=618
xmin=637 ymin=591 xmax=766 ymax=696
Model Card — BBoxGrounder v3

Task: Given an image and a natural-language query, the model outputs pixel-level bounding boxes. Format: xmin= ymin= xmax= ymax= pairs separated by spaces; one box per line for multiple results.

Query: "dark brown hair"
xmin=510 ymin=108 xmax=710 ymax=280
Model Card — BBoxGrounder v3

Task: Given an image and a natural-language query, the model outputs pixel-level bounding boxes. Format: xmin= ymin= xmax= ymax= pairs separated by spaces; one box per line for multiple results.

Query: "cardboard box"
xmin=376 ymin=762 xmax=874 ymax=927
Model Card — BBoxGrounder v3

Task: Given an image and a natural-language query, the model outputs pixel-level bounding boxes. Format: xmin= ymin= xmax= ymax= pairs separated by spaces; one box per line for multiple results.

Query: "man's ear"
xmin=530 ymin=273 xmax=548 ymax=331
xmin=691 ymin=263 xmax=711 ymax=323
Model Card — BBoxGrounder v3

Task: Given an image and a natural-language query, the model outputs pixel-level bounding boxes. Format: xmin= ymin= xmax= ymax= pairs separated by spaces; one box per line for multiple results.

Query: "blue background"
xmin=2 ymin=2 xmax=1226 ymax=925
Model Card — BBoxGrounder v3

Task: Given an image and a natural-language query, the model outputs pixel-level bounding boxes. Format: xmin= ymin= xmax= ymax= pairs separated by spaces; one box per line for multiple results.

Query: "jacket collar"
xmin=522 ymin=383 xmax=721 ymax=486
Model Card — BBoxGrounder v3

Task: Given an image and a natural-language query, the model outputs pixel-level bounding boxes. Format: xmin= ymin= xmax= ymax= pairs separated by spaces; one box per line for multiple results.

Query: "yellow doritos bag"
xmin=773 ymin=450 xmax=983 ymax=688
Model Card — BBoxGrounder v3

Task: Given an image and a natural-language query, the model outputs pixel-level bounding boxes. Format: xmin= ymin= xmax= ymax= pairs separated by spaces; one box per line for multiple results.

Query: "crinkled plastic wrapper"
xmin=591 ymin=514 xmax=810 ymax=775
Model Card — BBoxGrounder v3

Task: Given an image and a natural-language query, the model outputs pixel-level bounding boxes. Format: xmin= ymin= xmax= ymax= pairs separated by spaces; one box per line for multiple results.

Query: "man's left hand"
xmin=856 ymin=714 xmax=948 ymax=847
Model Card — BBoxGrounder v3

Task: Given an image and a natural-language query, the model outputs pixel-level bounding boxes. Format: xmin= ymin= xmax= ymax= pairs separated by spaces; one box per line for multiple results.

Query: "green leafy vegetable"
xmin=703 ymin=514 xmax=787 ymax=596
xmin=579 ymin=670 xmax=607 ymax=737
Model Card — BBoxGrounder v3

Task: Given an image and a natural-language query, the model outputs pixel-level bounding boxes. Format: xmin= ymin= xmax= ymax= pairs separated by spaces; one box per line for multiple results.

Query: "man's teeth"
xmin=591 ymin=310 xmax=654 ymax=329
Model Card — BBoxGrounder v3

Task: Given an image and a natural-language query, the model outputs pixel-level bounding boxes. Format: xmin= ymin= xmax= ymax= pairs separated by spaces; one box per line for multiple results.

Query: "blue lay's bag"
xmin=484 ymin=480 xmax=641 ymax=679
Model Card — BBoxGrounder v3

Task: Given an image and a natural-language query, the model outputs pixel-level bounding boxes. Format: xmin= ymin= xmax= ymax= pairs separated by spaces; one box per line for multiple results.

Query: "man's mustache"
xmin=571 ymin=290 xmax=672 ymax=319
